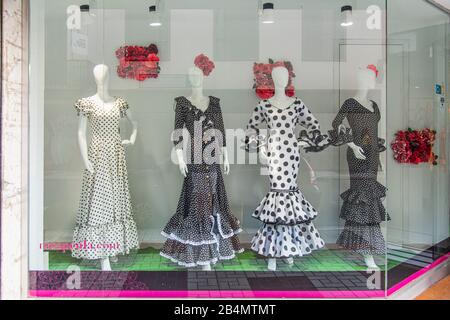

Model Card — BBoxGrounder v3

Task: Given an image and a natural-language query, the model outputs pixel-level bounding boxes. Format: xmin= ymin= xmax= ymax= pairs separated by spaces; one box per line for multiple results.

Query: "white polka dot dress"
xmin=72 ymin=97 xmax=139 ymax=260
xmin=160 ymin=97 xmax=243 ymax=267
xmin=332 ymin=98 xmax=390 ymax=255
xmin=245 ymin=98 xmax=327 ymax=258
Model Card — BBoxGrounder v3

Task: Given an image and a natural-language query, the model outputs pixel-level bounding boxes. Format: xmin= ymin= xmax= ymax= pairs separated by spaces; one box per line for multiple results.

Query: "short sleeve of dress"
xmin=118 ymin=98 xmax=130 ymax=118
xmin=74 ymin=99 xmax=92 ymax=117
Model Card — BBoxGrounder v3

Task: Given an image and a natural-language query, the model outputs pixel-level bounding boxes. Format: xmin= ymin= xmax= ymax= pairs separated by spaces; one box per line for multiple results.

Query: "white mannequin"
xmin=262 ymin=66 xmax=301 ymax=271
xmin=77 ymin=64 xmax=138 ymax=271
xmin=351 ymin=67 xmax=380 ymax=270
xmin=176 ymin=66 xmax=230 ymax=271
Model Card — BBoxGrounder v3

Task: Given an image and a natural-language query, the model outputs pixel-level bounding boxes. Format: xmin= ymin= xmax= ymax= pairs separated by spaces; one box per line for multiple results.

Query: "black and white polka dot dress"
xmin=332 ymin=98 xmax=390 ymax=255
xmin=245 ymin=98 xmax=327 ymax=258
xmin=160 ymin=96 xmax=243 ymax=267
xmin=72 ymin=97 xmax=139 ymax=260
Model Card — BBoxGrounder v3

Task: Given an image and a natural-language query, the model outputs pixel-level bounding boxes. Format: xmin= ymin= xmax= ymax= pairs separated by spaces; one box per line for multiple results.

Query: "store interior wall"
xmin=30 ymin=0 xmax=449 ymax=254
xmin=387 ymin=0 xmax=450 ymax=249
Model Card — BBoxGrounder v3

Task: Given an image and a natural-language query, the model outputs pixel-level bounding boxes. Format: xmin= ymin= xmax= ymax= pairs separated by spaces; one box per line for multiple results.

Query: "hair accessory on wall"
xmin=115 ymin=44 xmax=160 ymax=81
xmin=367 ymin=64 xmax=379 ymax=78
xmin=194 ymin=54 xmax=215 ymax=76
xmin=391 ymin=128 xmax=438 ymax=165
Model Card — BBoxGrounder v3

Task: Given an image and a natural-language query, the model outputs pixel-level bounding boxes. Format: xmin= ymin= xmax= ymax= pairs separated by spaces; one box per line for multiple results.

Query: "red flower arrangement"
xmin=391 ymin=128 xmax=438 ymax=165
xmin=253 ymin=59 xmax=296 ymax=100
xmin=115 ymin=44 xmax=160 ymax=81
xmin=194 ymin=54 xmax=215 ymax=76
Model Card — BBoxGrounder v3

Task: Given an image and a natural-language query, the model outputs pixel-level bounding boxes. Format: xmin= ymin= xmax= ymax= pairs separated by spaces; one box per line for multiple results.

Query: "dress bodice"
xmin=332 ymin=98 xmax=381 ymax=149
xmin=75 ymin=97 xmax=129 ymax=143
xmin=172 ymin=96 xmax=227 ymax=164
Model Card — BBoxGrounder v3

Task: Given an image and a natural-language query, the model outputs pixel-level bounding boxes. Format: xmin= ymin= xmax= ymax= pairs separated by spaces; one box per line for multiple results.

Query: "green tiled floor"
xmin=48 ymin=247 xmax=403 ymax=272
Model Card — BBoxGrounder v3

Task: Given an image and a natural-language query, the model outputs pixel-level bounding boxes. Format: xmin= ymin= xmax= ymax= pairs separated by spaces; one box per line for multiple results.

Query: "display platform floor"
xmin=30 ymin=239 xmax=448 ymax=298
xmin=48 ymin=247 xmax=404 ymax=272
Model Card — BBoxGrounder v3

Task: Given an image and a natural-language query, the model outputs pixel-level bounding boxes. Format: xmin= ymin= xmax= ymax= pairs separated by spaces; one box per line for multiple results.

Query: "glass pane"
xmin=387 ymin=0 xmax=450 ymax=289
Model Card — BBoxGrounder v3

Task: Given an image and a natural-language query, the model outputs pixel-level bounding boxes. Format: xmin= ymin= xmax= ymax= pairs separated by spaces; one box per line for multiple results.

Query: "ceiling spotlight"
xmin=340 ymin=5 xmax=353 ymax=27
xmin=80 ymin=4 xmax=95 ymax=25
xmin=149 ymin=5 xmax=162 ymax=27
xmin=260 ymin=2 xmax=275 ymax=24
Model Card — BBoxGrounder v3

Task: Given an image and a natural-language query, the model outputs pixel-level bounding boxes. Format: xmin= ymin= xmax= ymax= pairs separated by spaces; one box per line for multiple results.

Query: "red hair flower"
xmin=367 ymin=64 xmax=379 ymax=78
xmin=194 ymin=54 xmax=215 ymax=76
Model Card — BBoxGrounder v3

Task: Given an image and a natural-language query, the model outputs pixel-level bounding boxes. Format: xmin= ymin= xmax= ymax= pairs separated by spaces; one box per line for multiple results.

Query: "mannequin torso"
xmin=176 ymin=66 xmax=230 ymax=180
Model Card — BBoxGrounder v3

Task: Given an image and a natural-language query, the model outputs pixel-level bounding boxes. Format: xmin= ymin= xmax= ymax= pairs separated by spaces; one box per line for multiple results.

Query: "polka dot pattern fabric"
xmin=332 ymin=98 xmax=390 ymax=255
xmin=336 ymin=221 xmax=387 ymax=255
xmin=172 ymin=96 xmax=226 ymax=164
xmin=160 ymin=97 xmax=243 ymax=267
xmin=72 ymin=97 xmax=139 ymax=260
xmin=245 ymin=98 xmax=326 ymax=258
xmin=252 ymin=223 xmax=324 ymax=258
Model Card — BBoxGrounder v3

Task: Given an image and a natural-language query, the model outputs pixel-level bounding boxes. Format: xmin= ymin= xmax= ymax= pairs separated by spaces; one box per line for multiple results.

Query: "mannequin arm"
xmin=259 ymin=146 xmax=269 ymax=165
xmin=122 ymin=110 xmax=138 ymax=146
xmin=222 ymin=147 xmax=230 ymax=175
xmin=77 ymin=116 xmax=94 ymax=173
xmin=348 ymin=142 xmax=367 ymax=160
xmin=176 ymin=149 xmax=188 ymax=177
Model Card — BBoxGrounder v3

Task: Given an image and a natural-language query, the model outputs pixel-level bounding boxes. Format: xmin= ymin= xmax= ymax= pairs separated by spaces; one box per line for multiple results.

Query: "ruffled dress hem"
xmin=72 ymin=219 xmax=139 ymax=260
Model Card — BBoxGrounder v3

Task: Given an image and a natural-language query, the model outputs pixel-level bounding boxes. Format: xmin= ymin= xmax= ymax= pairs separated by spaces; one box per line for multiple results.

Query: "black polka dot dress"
xmin=332 ymin=98 xmax=390 ymax=255
xmin=72 ymin=97 xmax=139 ymax=260
xmin=245 ymin=98 xmax=327 ymax=258
xmin=160 ymin=96 xmax=243 ymax=267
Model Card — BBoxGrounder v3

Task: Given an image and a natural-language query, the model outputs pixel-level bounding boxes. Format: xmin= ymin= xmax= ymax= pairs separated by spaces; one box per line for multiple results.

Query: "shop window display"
xmin=21 ymin=0 xmax=449 ymax=299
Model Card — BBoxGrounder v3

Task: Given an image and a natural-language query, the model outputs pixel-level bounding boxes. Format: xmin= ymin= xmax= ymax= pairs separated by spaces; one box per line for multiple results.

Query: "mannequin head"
xmin=272 ymin=66 xmax=289 ymax=89
xmin=356 ymin=67 xmax=377 ymax=90
xmin=188 ymin=66 xmax=204 ymax=88
xmin=93 ymin=64 xmax=110 ymax=85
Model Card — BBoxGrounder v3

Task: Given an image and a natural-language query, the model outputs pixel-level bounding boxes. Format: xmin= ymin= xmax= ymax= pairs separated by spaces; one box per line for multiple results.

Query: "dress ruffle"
xmin=340 ymin=180 xmax=390 ymax=225
xmin=328 ymin=127 xmax=353 ymax=147
xmin=298 ymin=129 xmax=331 ymax=153
xmin=161 ymin=237 xmax=244 ymax=268
xmin=253 ymin=190 xmax=318 ymax=225
xmin=341 ymin=179 xmax=386 ymax=204
xmin=161 ymin=209 xmax=242 ymax=246
xmin=378 ymin=138 xmax=387 ymax=153
xmin=72 ymin=220 xmax=139 ymax=259
xmin=251 ymin=223 xmax=325 ymax=258
xmin=337 ymin=221 xmax=387 ymax=255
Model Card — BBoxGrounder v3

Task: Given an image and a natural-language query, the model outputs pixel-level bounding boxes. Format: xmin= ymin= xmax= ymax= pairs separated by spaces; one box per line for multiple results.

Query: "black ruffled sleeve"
xmin=378 ymin=138 xmax=387 ymax=153
xmin=329 ymin=100 xmax=354 ymax=146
